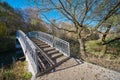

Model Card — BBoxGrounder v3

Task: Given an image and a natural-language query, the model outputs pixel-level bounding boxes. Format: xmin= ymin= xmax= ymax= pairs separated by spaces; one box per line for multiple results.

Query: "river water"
xmin=0 ymin=48 xmax=25 ymax=68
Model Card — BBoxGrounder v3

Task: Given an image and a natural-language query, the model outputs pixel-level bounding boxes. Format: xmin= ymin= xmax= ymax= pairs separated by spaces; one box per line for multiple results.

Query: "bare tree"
xmin=31 ymin=0 xmax=120 ymax=57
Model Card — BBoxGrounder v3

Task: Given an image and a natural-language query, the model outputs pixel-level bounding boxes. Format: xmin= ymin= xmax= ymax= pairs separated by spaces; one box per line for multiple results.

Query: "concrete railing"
xmin=27 ymin=31 xmax=70 ymax=57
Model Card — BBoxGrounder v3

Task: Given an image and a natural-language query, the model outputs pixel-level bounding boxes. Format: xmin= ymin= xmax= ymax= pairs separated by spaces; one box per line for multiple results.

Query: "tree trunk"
xmin=100 ymin=25 xmax=111 ymax=57
xmin=78 ymin=38 xmax=86 ymax=57
xmin=77 ymin=28 xmax=87 ymax=57
xmin=101 ymin=25 xmax=111 ymax=43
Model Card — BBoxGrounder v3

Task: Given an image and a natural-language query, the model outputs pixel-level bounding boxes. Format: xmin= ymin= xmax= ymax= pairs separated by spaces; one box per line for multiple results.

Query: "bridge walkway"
xmin=30 ymin=38 xmax=70 ymax=76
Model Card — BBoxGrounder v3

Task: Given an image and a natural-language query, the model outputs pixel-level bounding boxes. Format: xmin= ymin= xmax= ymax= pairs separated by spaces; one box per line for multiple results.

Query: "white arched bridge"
xmin=16 ymin=30 xmax=71 ymax=79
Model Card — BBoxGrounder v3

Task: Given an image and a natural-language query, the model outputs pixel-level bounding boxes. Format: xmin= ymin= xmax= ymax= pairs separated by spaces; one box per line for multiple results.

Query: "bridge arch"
xmin=16 ymin=30 xmax=38 ymax=80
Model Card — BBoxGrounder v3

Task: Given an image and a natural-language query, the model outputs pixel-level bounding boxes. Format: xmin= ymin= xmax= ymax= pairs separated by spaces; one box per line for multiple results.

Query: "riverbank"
xmin=0 ymin=61 xmax=32 ymax=80
xmin=0 ymin=36 xmax=16 ymax=68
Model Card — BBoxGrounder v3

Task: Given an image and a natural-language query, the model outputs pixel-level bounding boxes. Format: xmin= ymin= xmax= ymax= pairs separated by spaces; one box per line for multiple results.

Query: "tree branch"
xmin=103 ymin=37 xmax=120 ymax=45
xmin=39 ymin=7 xmax=61 ymax=12
xmin=42 ymin=14 xmax=76 ymax=33
xmin=101 ymin=25 xmax=111 ymax=42
xmin=58 ymin=0 xmax=83 ymax=28
xmin=80 ymin=0 xmax=89 ymax=25
xmin=80 ymin=0 xmax=97 ymax=25
xmin=94 ymin=1 xmax=120 ymax=30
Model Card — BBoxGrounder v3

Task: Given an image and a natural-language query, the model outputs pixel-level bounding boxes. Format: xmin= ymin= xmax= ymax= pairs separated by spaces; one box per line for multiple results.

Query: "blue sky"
xmin=1 ymin=0 xmax=96 ymax=26
xmin=1 ymin=0 xmax=98 ymax=26
xmin=1 ymin=0 xmax=61 ymax=23
xmin=2 ymin=0 xmax=33 ymax=9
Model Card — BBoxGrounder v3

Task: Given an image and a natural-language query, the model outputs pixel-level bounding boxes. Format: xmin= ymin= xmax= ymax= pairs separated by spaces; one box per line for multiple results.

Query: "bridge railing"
xmin=37 ymin=32 xmax=53 ymax=46
xmin=54 ymin=37 xmax=70 ymax=56
xmin=17 ymin=30 xmax=38 ymax=74
xmin=27 ymin=31 xmax=70 ymax=57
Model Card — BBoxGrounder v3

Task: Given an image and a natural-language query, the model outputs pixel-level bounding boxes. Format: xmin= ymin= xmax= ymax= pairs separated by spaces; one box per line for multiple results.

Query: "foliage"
xmin=0 ymin=2 xmax=24 ymax=36
xmin=22 ymin=72 xmax=32 ymax=79
xmin=0 ymin=37 xmax=15 ymax=53
xmin=0 ymin=22 xmax=7 ymax=37
xmin=0 ymin=61 xmax=32 ymax=80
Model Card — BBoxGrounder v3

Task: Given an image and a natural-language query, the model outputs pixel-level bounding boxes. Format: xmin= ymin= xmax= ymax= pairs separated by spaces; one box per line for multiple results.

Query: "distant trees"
xmin=22 ymin=7 xmax=48 ymax=32
xmin=0 ymin=2 xmax=48 ymax=36
xmin=32 ymin=0 xmax=120 ymax=57
xmin=0 ymin=2 xmax=25 ymax=36
xmin=0 ymin=2 xmax=49 ymax=52
xmin=0 ymin=22 xmax=7 ymax=37
xmin=0 ymin=2 xmax=25 ymax=52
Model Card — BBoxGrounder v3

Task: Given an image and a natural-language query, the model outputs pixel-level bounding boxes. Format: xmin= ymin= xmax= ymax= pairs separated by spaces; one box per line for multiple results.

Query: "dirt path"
xmin=36 ymin=58 xmax=120 ymax=80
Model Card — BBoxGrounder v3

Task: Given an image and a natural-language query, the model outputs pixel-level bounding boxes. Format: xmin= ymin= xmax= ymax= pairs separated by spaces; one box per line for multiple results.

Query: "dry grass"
xmin=0 ymin=61 xmax=32 ymax=80
xmin=86 ymin=40 xmax=103 ymax=56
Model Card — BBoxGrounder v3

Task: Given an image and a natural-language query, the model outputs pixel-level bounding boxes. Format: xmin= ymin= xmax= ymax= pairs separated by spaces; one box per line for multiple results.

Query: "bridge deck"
xmin=30 ymin=38 xmax=70 ymax=76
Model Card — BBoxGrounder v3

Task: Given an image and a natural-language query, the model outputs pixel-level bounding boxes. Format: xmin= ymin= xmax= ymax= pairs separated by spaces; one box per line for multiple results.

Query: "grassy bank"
xmin=0 ymin=36 xmax=32 ymax=80
xmin=66 ymin=38 xmax=120 ymax=72
xmin=0 ymin=61 xmax=32 ymax=80
xmin=86 ymin=40 xmax=120 ymax=59
xmin=85 ymin=39 xmax=120 ymax=72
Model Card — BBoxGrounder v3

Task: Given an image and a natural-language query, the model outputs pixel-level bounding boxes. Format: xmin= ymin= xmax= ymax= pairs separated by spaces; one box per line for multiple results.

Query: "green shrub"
xmin=22 ymin=72 xmax=32 ymax=79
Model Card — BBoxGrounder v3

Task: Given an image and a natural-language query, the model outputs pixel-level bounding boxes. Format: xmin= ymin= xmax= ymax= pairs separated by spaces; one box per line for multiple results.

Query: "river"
xmin=0 ymin=48 xmax=25 ymax=68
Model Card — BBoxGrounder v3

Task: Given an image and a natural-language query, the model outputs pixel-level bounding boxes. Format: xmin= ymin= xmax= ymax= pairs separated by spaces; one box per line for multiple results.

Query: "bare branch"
xmin=88 ymin=0 xmax=97 ymax=11
xmin=58 ymin=0 xmax=83 ymax=28
xmin=42 ymin=14 xmax=76 ymax=33
xmin=94 ymin=1 xmax=120 ymax=30
xmin=39 ymin=7 xmax=61 ymax=12
xmin=103 ymin=37 xmax=120 ymax=45
xmin=80 ymin=0 xmax=97 ymax=25
xmin=80 ymin=0 xmax=89 ymax=25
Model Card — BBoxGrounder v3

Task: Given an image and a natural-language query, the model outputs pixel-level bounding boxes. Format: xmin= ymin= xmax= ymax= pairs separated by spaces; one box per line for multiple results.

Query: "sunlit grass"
xmin=86 ymin=40 xmax=103 ymax=56
xmin=86 ymin=39 xmax=120 ymax=59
